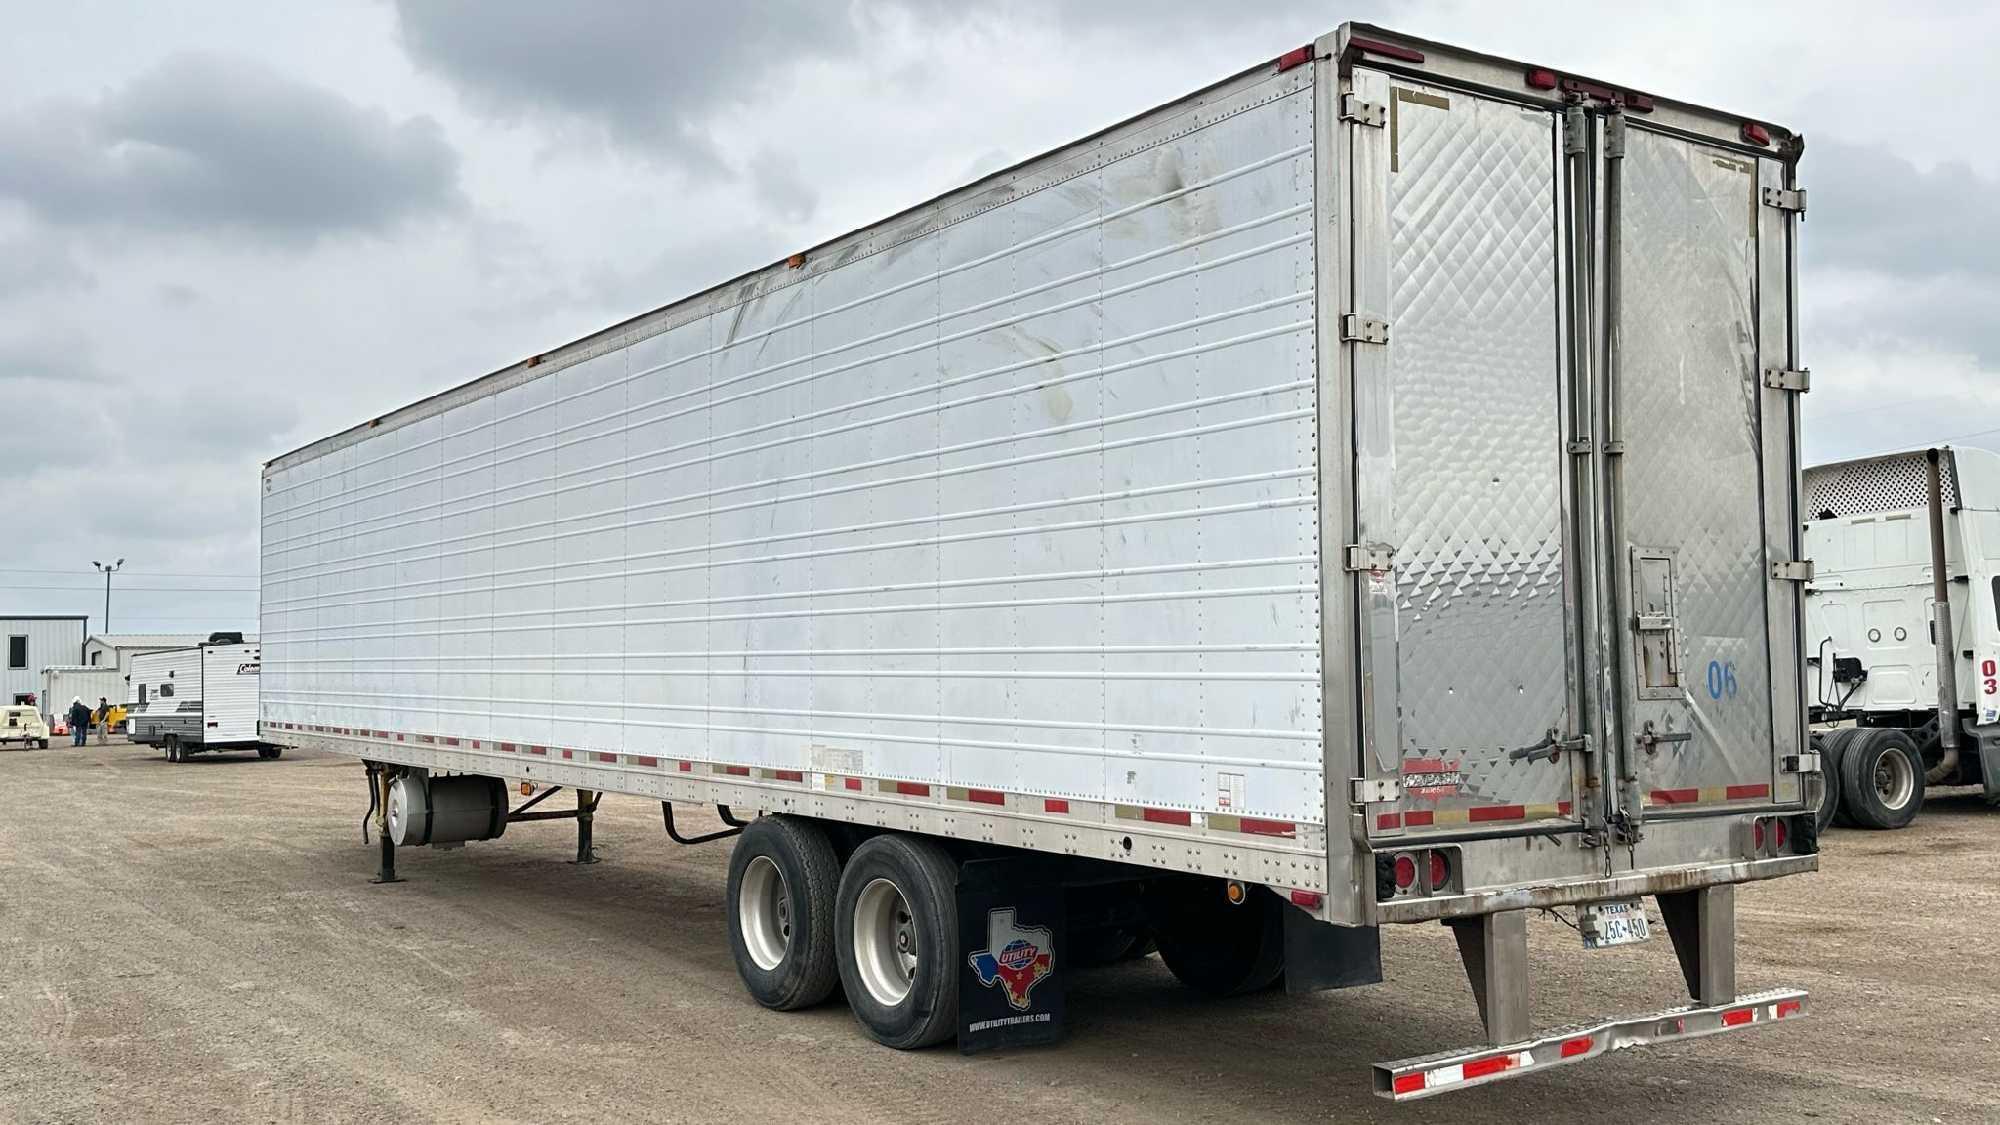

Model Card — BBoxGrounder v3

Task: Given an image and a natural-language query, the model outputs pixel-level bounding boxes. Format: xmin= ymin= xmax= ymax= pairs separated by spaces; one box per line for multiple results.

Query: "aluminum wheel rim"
xmin=739 ymin=855 xmax=792 ymax=971
xmin=853 ymin=877 xmax=918 ymax=1006
xmin=1874 ymin=748 xmax=1916 ymax=809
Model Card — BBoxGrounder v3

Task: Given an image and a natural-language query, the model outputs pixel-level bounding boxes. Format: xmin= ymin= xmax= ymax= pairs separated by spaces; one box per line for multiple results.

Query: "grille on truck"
xmin=1804 ymin=451 xmax=1957 ymax=519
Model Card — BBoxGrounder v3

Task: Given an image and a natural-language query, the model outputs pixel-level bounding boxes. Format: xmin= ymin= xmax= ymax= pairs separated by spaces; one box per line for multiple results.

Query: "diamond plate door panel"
xmin=1616 ymin=127 xmax=1776 ymax=811
xmin=1354 ymin=79 xmax=1580 ymax=837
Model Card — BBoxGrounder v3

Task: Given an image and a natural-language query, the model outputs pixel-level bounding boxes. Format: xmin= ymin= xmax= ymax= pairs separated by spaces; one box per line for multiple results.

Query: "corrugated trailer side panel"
xmin=261 ymin=62 xmax=1325 ymax=843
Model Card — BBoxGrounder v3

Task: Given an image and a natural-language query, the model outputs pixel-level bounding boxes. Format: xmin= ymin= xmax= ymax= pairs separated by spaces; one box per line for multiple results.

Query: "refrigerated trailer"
xmin=261 ymin=23 xmax=1817 ymax=1098
xmin=1804 ymin=446 xmax=2000 ymax=829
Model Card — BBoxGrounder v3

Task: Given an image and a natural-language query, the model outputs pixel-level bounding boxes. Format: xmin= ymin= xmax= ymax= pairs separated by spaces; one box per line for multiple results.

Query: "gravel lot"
xmin=2 ymin=742 xmax=1997 ymax=1124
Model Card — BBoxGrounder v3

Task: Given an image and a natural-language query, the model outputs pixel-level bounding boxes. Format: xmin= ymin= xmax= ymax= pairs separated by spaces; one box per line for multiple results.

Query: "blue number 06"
xmin=1706 ymin=660 xmax=1739 ymax=700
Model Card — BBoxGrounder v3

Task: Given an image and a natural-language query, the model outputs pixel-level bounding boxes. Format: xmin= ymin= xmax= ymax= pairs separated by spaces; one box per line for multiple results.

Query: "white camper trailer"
xmin=128 ymin=635 xmax=274 ymax=762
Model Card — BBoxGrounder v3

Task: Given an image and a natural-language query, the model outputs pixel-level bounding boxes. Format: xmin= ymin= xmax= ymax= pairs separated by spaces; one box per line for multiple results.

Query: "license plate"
xmin=1581 ymin=899 xmax=1651 ymax=950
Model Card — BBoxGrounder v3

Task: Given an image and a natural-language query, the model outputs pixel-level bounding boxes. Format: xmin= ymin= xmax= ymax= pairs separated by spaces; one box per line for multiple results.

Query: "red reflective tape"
xmin=1721 ymin=1007 xmax=1754 ymax=1027
xmin=966 ymin=788 xmax=1005 ymax=805
xmin=1558 ymin=800 xmax=1574 ymax=815
xmin=528 ymin=745 xmax=547 ymax=756
xmin=1726 ymin=783 xmax=1770 ymax=801
xmin=1560 ymin=1036 xmax=1593 ymax=1058
xmin=1652 ymin=788 xmax=1700 ymax=805
xmin=1461 ymin=1055 xmax=1516 ymax=1081
xmin=1468 ymin=804 xmax=1527 ymax=823
xmin=374 ymin=730 xmax=390 ymax=739
xmin=595 ymin=752 xmax=616 ymax=763
xmin=1045 ymin=799 xmax=1069 ymax=814
xmin=1238 ymin=817 xmax=1296 ymax=838
xmin=1377 ymin=812 xmax=1403 ymax=830
xmin=443 ymin=737 xmax=460 ymax=746
xmin=678 ymin=761 xmax=692 ymax=771
xmin=1404 ymin=810 xmax=1435 ymax=828
xmin=471 ymin=740 xmax=481 ymax=749
xmin=1392 ymin=1073 xmax=1425 ymax=1096
xmin=894 ymin=781 xmax=930 ymax=797
xmin=723 ymin=765 xmax=750 ymax=776
xmin=773 ymin=769 xmax=805 ymax=782
xmin=561 ymin=749 xmax=574 ymax=760
xmin=843 ymin=777 xmax=862 ymax=791
xmin=1142 ymin=808 xmax=1193 ymax=826
xmin=634 ymin=756 xmax=659 ymax=767
xmin=395 ymin=733 xmax=405 ymax=742
xmin=419 ymin=735 xmax=435 ymax=744
xmin=498 ymin=742 xmax=516 ymax=752
xmin=1348 ymin=35 xmax=1425 ymax=64
xmin=1776 ymin=999 xmax=1802 ymax=1018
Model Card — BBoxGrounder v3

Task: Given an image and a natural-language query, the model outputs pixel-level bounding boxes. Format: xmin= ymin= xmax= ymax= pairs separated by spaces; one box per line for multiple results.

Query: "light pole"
xmin=92 ymin=559 xmax=124 ymax=634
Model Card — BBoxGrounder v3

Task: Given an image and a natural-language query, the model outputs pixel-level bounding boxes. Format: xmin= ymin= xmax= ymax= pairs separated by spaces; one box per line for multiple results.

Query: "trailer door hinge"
xmin=1341 ymin=314 xmax=1390 ymax=345
xmin=1341 ymin=94 xmax=1387 ymax=128
xmin=1771 ymin=560 xmax=1815 ymax=582
xmin=1762 ymin=186 xmax=1807 ymax=213
xmin=1344 ymin=544 xmax=1394 ymax=572
xmin=1763 ymin=367 xmax=1811 ymax=393
xmin=1783 ymin=751 xmax=1822 ymax=775
xmin=1352 ymin=778 xmax=1400 ymax=805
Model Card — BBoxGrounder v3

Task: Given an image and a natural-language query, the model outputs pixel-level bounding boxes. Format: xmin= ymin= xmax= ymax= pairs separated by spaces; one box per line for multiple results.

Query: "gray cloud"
xmin=0 ymin=230 xmax=93 ymax=297
xmin=392 ymin=1 xmax=871 ymax=161
xmin=0 ymin=51 xmax=463 ymax=243
xmin=1804 ymin=138 xmax=2000 ymax=281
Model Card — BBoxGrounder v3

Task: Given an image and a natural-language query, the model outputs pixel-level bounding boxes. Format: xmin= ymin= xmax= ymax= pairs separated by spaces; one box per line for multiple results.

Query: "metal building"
xmin=2 ymin=616 xmax=88 ymax=707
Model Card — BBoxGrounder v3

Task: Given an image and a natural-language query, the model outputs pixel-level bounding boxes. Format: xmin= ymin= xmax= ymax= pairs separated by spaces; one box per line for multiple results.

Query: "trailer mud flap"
xmin=1283 ymin=912 xmax=1381 ymax=994
xmin=956 ymin=859 xmax=1066 ymax=1053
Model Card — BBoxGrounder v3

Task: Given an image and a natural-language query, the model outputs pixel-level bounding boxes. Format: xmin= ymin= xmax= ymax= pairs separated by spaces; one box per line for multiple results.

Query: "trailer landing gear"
xmin=368 ymin=763 xmax=403 ymax=885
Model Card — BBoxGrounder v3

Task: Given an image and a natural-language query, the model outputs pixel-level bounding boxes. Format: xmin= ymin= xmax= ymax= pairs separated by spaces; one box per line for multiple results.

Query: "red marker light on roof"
xmin=1525 ymin=68 xmax=1558 ymax=90
xmin=1742 ymin=122 xmax=1772 ymax=147
xmin=1275 ymin=45 xmax=1313 ymax=72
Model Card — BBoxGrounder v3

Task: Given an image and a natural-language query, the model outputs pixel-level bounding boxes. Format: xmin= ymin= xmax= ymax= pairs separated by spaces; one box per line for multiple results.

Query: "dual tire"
xmin=1836 ymin=728 xmax=1925 ymax=830
xmin=725 ymin=819 xmax=959 ymax=1048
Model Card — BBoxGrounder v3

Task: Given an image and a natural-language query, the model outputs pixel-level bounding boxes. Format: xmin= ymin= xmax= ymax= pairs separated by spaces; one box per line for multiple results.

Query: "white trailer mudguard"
xmin=260 ymin=22 xmax=1814 ymax=1097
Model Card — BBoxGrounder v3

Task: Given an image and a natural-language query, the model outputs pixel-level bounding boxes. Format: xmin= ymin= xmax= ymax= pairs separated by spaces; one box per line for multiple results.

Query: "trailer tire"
xmin=258 ymin=746 xmax=282 ymax=760
xmin=1153 ymin=879 xmax=1286 ymax=997
xmin=1841 ymin=728 xmax=1925 ymax=830
xmin=835 ymin=833 xmax=959 ymax=1049
xmin=1814 ymin=729 xmax=1860 ymax=833
xmin=726 ymin=816 xmax=842 ymax=1012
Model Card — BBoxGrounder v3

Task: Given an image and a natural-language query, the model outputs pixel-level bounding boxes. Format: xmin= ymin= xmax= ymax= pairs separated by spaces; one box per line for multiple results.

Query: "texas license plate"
xmin=1581 ymin=899 xmax=1651 ymax=950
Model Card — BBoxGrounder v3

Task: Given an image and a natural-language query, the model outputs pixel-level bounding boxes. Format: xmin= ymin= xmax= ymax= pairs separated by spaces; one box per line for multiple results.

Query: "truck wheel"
xmin=835 ymin=833 xmax=959 ymax=1049
xmin=1153 ymin=879 xmax=1286 ymax=997
xmin=1841 ymin=729 xmax=1925 ymax=830
xmin=1815 ymin=729 xmax=1860 ymax=833
xmin=726 ymin=816 xmax=841 ymax=1012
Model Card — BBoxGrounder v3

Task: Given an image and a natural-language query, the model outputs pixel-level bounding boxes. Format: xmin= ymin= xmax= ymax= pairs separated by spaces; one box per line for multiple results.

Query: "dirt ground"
xmin=1 ymin=743 xmax=1996 ymax=1124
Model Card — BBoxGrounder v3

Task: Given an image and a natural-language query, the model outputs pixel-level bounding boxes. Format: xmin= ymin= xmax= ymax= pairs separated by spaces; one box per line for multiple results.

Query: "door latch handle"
xmin=1509 ymin=728 xmax=1590 ymax=763
xmin=1636 ymin=722 xmax=1694 ymax=752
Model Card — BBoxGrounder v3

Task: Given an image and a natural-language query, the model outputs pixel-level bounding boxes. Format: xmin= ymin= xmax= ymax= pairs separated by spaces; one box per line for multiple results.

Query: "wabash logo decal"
xmin=1402 ymin=755 xmax=1463 ymax=799
xmin=967 ymin=908 xmax=1053 ymax=1011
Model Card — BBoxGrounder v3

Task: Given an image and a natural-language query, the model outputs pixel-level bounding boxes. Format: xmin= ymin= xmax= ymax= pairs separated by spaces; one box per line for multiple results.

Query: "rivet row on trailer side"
xmin=260 ymin=23 xmax=1817 ymax=1098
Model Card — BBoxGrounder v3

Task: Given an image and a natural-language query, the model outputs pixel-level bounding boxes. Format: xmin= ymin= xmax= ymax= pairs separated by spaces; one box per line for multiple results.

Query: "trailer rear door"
xmin=1344 ymin=70 xmax=1589 ymax=841
xmin=1608 ymin=123 xmax=1806 ymax=826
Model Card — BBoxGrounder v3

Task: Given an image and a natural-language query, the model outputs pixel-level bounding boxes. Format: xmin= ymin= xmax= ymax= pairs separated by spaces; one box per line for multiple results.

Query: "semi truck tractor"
xmin=1804 ymin=446 xmax=2000 ymax=830
xmin=260 ymin=22 xmax=1816 ymax=1098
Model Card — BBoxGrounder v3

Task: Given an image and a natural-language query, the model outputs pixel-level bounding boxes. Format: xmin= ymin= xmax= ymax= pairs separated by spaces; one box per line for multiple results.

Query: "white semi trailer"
xmin=261 ymin=23 xmax=1817 ymax=1098
xmin=1804 ymin=446 xmax=2000 ymax=829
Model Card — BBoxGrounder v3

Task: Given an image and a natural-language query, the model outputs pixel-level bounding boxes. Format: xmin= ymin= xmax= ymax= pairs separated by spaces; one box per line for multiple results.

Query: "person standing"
xmin=94 ymin=697 xmax=110 ymax=745
xmin=67 ymin=697 xmax=90 ymax=747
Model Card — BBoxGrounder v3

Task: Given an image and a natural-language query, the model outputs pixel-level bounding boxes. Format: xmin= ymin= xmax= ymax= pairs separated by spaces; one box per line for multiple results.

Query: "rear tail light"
xmin=1393 ymin=853 xmax=1418 ymax=890
xmin=1742 ymin=121 xmax=1773 ymax=146
xmin=1428 ymin=850 xmax=1451 ymax=890
xmin=1753 ymin=818 xmax=1767 ymax=852
xmin=1388 ymin=849 xmax=1459 ymax=897
xmin=1525 ymin=67 xmax=1558 ymax=90
xmin=1774 ymin=818 xmax=1788 ymax=850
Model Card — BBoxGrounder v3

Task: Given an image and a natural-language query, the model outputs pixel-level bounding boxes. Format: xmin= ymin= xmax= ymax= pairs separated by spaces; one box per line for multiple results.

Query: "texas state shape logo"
xmin=967 ymin=907 xmax=1054 ymax=1011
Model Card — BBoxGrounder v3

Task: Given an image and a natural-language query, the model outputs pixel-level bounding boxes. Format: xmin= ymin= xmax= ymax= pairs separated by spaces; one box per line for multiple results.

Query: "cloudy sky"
xmin=3 ymin=1 xmax=1994 ymax=633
